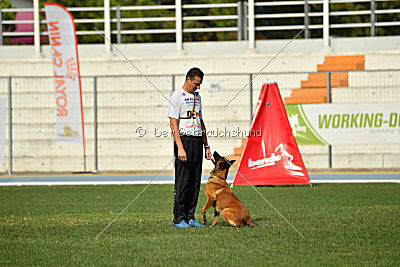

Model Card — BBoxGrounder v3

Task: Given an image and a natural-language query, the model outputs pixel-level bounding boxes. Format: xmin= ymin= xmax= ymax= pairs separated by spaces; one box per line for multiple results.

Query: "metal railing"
xmin=0 ymin=69 xmax=399 ymax=174
xmin=0 ymin=0 xmax=399 ymax=51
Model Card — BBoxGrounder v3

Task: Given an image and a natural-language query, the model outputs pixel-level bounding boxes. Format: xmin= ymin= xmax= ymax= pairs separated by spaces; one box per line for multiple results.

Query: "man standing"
xmin=167 ymin=67 xmax=212 ymax=228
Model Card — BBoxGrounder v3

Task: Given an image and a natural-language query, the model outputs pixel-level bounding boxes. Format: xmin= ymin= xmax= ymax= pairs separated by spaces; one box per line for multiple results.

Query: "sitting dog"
xmin=201 ymin=151 xmax=255 ymax=227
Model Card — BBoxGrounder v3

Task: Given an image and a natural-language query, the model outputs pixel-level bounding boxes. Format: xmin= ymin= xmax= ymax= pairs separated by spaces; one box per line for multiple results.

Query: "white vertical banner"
xmin=45 ymin=3 xmax=85 ymax=148
xmin=0 ymin=98 xmax=5 ymax=164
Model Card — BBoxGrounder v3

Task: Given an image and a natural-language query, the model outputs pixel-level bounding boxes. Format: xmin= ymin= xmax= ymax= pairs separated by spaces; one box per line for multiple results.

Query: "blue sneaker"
xmin=188 ymin=220 xmax=205 ymax=227
xmin=173 ymin=220 xmax=190 ymax=228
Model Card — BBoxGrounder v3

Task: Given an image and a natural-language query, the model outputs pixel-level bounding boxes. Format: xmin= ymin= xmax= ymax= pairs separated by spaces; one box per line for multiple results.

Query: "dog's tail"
xmin=246 ymin=218 xmax=256 ymax=227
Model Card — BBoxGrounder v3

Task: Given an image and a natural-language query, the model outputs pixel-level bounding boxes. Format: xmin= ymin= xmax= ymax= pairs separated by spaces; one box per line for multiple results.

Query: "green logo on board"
xmin=285 ymin=105 xmax=327 ymax=145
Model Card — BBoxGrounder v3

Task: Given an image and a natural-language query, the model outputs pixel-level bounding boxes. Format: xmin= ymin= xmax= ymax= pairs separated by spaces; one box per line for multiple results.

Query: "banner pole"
xmin=93 ymin=76 xmax=98 ymax=173
xmin=33 ymin=0 xmax=41 ymax=55
xmin=83 ymin=150 xmax=87 ymax=172
xmin=249 ymin=73 xmax=253 ymax=124
xmin=327 ymin=71 xmax=332 ymax=168
xmin=8 ymin=76 xmax=12 ymax=175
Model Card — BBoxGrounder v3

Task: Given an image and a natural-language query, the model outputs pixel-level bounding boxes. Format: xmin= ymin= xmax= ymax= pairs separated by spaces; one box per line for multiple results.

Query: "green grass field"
xmin=1 ymin=183 xmax=399 ymax=266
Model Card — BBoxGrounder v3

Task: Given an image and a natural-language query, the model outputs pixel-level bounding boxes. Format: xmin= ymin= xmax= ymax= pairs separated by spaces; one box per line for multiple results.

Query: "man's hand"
xmin=205 ymin=148 xmax=212 ymax=160
xmin=178 ymin=147 xmax=187 ymax=162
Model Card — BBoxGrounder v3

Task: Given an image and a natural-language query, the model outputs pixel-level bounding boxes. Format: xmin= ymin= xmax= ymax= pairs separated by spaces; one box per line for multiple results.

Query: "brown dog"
xmin=201 ymin=151 xmax=255 ymax=227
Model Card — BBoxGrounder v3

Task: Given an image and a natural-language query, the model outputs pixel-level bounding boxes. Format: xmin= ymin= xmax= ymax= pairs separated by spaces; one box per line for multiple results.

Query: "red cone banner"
xmin=233 ymin=83 xmax=310 ymax=185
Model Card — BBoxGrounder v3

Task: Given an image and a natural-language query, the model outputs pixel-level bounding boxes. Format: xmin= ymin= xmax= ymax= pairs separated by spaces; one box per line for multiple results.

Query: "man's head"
xmin=184 ymin=67 xmax=204 ymax=94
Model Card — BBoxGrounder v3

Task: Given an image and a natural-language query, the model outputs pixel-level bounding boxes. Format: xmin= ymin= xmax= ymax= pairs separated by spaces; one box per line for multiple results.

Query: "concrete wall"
xmin=1 ymin=36 xmax=400 ymax=76
xmin=0 ymin=36 xmax=400 ymax=173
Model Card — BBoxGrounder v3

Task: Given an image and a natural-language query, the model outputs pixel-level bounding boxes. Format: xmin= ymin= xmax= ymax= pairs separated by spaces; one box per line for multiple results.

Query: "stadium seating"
xmin=284 ymin=55 xmax=365 ymax=104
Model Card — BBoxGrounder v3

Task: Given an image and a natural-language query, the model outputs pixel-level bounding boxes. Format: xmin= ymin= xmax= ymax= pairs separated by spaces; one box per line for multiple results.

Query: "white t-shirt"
xmin=167 ymin=88 xmax=203 ymax=137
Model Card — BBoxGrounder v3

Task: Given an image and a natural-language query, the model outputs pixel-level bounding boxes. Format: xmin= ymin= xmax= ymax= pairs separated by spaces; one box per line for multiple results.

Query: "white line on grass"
xmin=1 ymin=179 xmax=399 ymax=187
xmin=94 ymin=157 xmax=175 ymax=240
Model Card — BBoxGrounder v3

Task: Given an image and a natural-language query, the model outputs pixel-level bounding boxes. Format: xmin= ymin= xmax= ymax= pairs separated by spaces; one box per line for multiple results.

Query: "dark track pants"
xmin=173 ymin=135 xmax=203 ymax=224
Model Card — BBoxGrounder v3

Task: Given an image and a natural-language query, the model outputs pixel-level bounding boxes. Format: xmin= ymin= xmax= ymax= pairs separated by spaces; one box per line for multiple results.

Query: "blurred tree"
xmin=183 ymin=0 xmax=238 ymax=42
xmin=1 ymin=0 xmax=16 ymax=45
xmin=1 ymin=0 xmax=16 ymax=31
xmin=255 ymin=0 xmax=400 ymax=39
xmin=40 ymin=0 xmax=105 ymax=44
xmin=38 ymin=0 xmax=400 ymax=43
xmin=114 ymin=0 xmax=175 ymax=43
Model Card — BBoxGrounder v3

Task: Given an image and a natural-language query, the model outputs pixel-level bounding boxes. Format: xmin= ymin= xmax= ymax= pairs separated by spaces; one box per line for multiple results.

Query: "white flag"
xmin=0 ymin=98 xmax=5 ymax=164
xmin=45 ymin=3 xmax=85 ymax=146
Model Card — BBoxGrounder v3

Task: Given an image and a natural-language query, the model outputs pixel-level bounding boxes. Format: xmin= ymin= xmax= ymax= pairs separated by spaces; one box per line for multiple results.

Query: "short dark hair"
xmin=186 ymin=67 xmax=204 ymax=81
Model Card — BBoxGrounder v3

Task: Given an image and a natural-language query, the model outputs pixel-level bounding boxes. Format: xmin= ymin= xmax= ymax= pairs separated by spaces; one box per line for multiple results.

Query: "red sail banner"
xmin=232 ymin=83 xmax=310 ymax=185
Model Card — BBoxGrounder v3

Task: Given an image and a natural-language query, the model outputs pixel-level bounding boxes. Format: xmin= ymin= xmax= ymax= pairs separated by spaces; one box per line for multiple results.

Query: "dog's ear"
xmin=213 ymin=151 xmax=221 ymax=163
xmin=229 ymin=160 xmax=236 ymax=165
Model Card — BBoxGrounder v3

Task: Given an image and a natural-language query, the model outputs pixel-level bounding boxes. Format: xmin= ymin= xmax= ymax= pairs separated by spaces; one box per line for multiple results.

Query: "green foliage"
xmin=40 ymin=0 xmax=104 ymax=44
xmin=0 ymin=183 xmax=400 ymax=265
xmin=183 ymin=0 xmax=238 ymax=42
xmin=113 ymin=0 xmax=176 ymax=43
xmin=256 ymin=0 xmax=400 ymax=39
xmin=0 ymin=0 xmax=16 ymax=32
xmin=38 ymin=0 xmax=400 ymax=43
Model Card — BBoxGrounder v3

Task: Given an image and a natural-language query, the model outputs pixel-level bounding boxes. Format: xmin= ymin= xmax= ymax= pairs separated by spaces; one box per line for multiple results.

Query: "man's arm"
xmin=200 ymin=119 xmax=212 ymax=160
xmin=170 ymin=118 xmax=187 ymax=161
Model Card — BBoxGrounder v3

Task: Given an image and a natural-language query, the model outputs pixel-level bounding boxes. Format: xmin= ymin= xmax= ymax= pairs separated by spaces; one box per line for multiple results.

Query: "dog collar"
xmin=209 ymin=175 xmax=226 ymax=181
